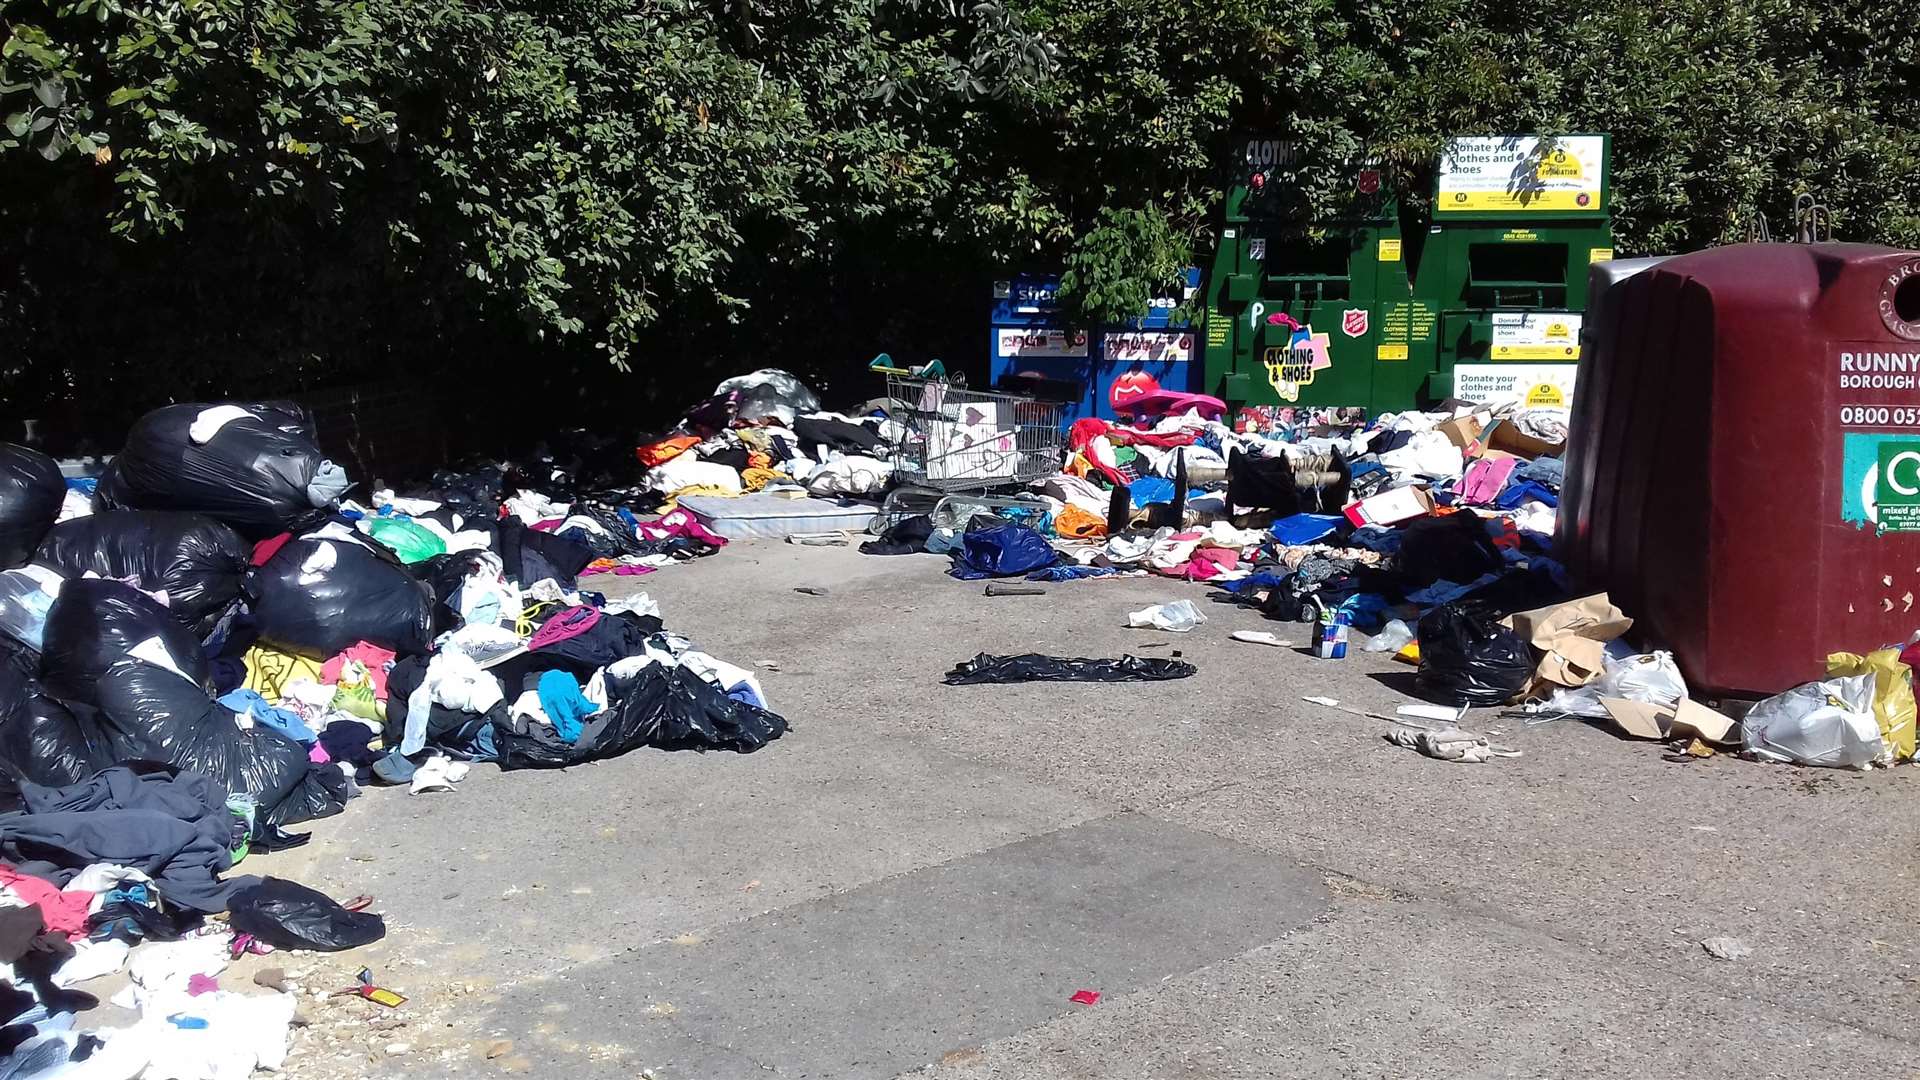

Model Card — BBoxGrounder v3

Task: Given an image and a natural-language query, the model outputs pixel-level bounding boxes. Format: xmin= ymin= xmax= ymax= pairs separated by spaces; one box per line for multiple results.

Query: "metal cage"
xmin=883 ymin=374 xmax=1065 ymax=494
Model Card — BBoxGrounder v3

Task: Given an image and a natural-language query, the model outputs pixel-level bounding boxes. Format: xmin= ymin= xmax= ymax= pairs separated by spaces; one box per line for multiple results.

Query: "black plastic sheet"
xmin=494 ymin=662 xmax=788 ymax=769
xmin=229 ymin=877 xmax=384 ymax=951
xmin=0 ymin=444 xmax=63 ymax=569
xmin=251 ymin=536 xmax=434 ymax=658
xmin=1414 ymin=603 xmax=1535 ymax=707
xmin=94 ymin=402 xmax=334 ymax=537
xmin=942 ymin=652 xmax=1198 ymax=684
xmin=35 ymin=511 xmax=251 ymax=638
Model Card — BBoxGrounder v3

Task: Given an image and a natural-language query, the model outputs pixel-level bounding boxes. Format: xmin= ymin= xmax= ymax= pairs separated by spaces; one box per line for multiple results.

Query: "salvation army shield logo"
xmin=1341 ymin=308 xmax=1369 ymax=338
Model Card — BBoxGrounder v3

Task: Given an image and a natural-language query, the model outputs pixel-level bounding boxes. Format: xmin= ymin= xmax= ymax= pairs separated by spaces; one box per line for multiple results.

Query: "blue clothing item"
xmin=1127 ymin=477 xmax=1205 ymax=509
xmin=1025 ymin=563 xmax=1126 ymax=582
xmin=468 ymin=721 xmax=498 ymax=762
xmin=1347 ymin=525 xmax=1403 ymax=555
xmin=538 ymin=669 xmax=599 ymax=745
xmin=1495 ymin=479 xmax=1559 ymax=509
xmin=1407 ymin=572 xmax=1502 ymax=606
xmin=1220 ymin=570 xmax=1290 ymax=595
xmin=948 ymin=522 xmax=1058 ymax=580
xmin=1513 ymin=455 xmax=1565 ymax=490
xmin=1334 ymin=592 xmax=1393 ymax=633
xmin=1270 ymin=513 xmax=1345 ymax=546
xmin=65 ymin=476 xmax=98 ymax=495
xmin=217 ymin=689 xmax=315 ymax=744
xmin=998 ymin=506 xmax=1054 ymax=536
xmin=1530 ymin=556 xmax=1570 ymax=591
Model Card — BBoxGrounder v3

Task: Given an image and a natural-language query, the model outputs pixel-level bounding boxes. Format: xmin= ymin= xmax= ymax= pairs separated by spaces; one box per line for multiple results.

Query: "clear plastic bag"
xmin=1127 ymin=599 xmax=1207 ymax=633
xmin=1365 ymin=618 xmax=1415 ymax=653
xmin=1541 ymin=651 xmax=1687 ymax=718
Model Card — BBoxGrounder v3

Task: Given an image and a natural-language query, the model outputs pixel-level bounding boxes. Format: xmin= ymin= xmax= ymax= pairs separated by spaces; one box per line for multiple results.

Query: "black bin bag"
xmin=0 ymin=637 xmax=107 ymax=787
xmin=41 ymin=578 xmax=207 ymax=705
xmin=40 ymin=579 xmax=345 ymax=825
xmin=0 ymin=443 xmax=64 ymax=569
xmin=251 ymin=536 xmax=434 ymax=658
xmin=495 ymin=663 xmax=787 ymax=769
xmin=35 ymin=511 xmax=251 ymax=638
xmin=94 ymin=402 xmax=339 ymax=537
xmin=229 ymin=877 xmax=384 ymax=952
xmin=1414 ymin=602 xmax=1535 ymax=707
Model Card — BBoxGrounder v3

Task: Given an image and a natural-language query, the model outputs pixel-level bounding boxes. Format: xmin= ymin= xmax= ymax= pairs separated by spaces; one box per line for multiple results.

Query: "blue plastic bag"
xmin=949 ymin=522 xmax=1058 ymax=580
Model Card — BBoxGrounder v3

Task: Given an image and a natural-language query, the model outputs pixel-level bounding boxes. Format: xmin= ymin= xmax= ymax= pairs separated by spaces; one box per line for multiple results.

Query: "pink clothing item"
xmin=0 ymin=866 xmax=94 ymax=939
xmin=637 ymin=510 xmax=727 ymax=547
xmin=1457 ymin=456 xmax=1519 ymax=506
xmin=612 ymin=565 xmax=657 ymax=576
xmin=528 ymin=605 xmax=601 ymax=650
xmin=309 ymin=745 xmax=331 ymax=764
xmin=320 ymin=642 xmax=397 ymax=700
xmin=187 ymin=974 xmax=220 ymax=997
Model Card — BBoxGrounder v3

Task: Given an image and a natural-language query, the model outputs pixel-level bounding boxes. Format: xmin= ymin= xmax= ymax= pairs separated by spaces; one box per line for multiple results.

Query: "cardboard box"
xmin=1436 ymin=415 xmax=1485 ymax=451
xmin=1484 ymin=419 xmax=1565 ymax=459
xmin=1342 ymin=485 xmax=1434 ymax=528
xmin=1503 ymin=594 xmax=1634 ymax=688
xmin=1598 ymin=697 xmax=1736 ymax=743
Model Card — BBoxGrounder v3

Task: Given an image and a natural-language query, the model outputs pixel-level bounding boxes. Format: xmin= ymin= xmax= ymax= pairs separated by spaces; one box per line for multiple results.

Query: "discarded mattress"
xmin=678 ymin=492 xmax=876 ymax=540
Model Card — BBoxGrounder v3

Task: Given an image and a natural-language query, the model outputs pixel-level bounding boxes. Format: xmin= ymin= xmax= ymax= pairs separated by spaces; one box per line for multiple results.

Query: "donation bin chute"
xmin=1562 ymin=242 xmax=1920 ymax=695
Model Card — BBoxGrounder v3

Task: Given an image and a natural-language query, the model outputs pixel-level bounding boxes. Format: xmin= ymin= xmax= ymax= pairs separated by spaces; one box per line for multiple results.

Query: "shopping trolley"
xmin=875 ymin=374 xmax=1065 ymax=531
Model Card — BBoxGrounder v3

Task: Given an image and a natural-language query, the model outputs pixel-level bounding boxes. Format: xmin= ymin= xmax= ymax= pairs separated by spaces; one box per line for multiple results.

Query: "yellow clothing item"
xmin=242 ymin=646 xmax=326 ymax=702
xmin=741 ymin=467 xmax=788 ymax=493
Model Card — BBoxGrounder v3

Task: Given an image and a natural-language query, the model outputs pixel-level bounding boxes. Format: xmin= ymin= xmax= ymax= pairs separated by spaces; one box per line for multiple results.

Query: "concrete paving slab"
xmin=917 ymin=899 xmax=1917 ymax=1079
xmin=297 ymin=733 xmax=1103 ymax=984
xmin=467 ymin=813 xmax=1327 ymax=1079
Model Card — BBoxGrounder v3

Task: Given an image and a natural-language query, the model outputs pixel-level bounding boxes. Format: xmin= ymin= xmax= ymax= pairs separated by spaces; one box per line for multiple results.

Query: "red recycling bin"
xmin=1561 ymin=243 xmax=1920 ymax=695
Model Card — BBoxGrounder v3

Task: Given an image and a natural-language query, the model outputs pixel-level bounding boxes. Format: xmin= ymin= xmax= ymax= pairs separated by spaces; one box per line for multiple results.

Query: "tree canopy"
xmin=1 ymin=0 xmax=1914 ymax=435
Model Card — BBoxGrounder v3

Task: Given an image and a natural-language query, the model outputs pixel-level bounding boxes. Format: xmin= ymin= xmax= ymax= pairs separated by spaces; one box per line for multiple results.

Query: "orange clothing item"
xmin=1055 ymin=505 xmax=1108 ymax=540
xmin=637 ymin=436 xmax=699 ymax=468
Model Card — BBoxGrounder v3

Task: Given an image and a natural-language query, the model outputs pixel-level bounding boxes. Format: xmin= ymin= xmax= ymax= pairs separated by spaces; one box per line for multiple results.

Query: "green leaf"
xmin=32 ymin=78 xmax=65 ymax=108
xmin=106 ymin=86 xmax=146 ymax=106
xmin=4 ymin=112 xmax=28 ymax=138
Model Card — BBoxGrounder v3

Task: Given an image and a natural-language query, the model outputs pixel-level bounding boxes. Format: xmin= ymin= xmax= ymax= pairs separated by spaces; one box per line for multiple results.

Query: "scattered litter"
xmin=943 ymin=653 xmax=1197 ymax=684
xmin=794 ymin=586 xmax=830 ymax=596
xmin=984 ymin=583 xmax=1047 ymax=597
xmin=1397 ymin=704 xmax=1466 ymax=724
xmin=1700 ymin=936 xmax=1752 ymax=961
xmin=1364 ymin=619 xmax=1415 ymax=653
xmin=1384 ymin=727 xmax=1521 ymax=763
xmin=1127 ymin=599 xmax=1207 ymax=633
xmin=1069 ymin=990 xmax=1101 ymax=1005
xmin=1231 ymin=630 xmax=1293 ymax=648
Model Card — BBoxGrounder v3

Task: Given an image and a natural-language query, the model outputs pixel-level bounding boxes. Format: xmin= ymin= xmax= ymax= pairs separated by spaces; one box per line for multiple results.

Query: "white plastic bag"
xmin=1365 ymin=618 xmax=1415 ymax=653
xmin=1742 ymin=673 xmax=1882 ymax=769
xmin=1378 ymin=430 xmax=1464 ymax=481
xmin=1127 ymin=599 xmax=1206 ymax=633
xmin=1541 ymin=651 xmax=1687 ymax=718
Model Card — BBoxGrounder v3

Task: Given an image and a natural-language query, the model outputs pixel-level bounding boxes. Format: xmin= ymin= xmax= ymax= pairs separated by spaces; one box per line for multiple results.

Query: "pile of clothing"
xmin=0 ymin=401 xmax=793 ymax=1077
xmin=0 ymin=763 xmax=383 ymax=1079
xmin=635 ymin=369 xmax=899 ymax=501
xmin=364 ymin=464 xmax=729 ymax=580
xmin=859 ymin=397 xmax=1569 ymax=635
